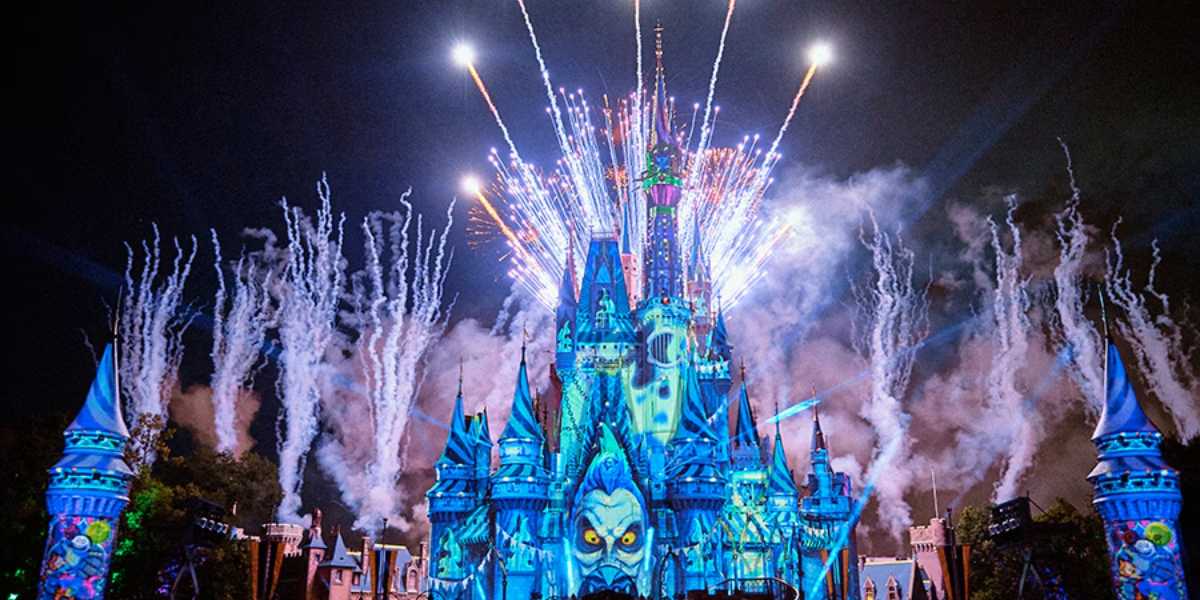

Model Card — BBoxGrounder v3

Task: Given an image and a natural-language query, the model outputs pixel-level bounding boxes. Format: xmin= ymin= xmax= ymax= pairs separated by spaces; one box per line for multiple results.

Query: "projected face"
xmin=572 ymin=488 xmax=646 ymax=594
xmin=569 ymin=446 xmax=649 ymax=596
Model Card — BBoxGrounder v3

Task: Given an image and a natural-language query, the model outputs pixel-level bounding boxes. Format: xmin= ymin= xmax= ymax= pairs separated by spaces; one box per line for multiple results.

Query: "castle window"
xmin=334 ymin=570 xmax=343 ymax=584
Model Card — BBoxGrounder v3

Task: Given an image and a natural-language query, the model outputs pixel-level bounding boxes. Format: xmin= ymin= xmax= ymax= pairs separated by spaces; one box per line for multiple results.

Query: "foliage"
xmin=955 ymin=498 xmax=1113 ymax=600
xmin=109 ymin=416 xmax=282 ymax=599
xmin=1 ymin=412 xmax=280 ymax=599
xmin=0 ymin=413 xmax=68 ymax=597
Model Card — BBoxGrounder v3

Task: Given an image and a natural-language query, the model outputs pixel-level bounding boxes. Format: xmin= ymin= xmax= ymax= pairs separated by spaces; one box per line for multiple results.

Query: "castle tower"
xmin=556 ymin=242 xmax=579 ymax=375
xmin=730 ymin=373 xmax=763 ymax=470
xmin=492 ymin=346 xmax=550 ymax=599
xmin=642 ymin=23 xmax=685 ymax=302
xmin=317 ymin=532 xmax=360 ymax=600
xmin=302 ymin=509 xmax=328 ymax=600
xmin=686 ymin=214 xmax=713 ymax=339
xmin=666 ymin=363 xmax=727 ymax=592
xmin=800 ymin=407 xmax=860 ymax=600
xmin=469 ymin=407 xmax=493 ymax=499
xmin=620 ymin=203 xmax=641 ymax=306
xmin=38 ymin=344 xmax=134 ymax=600
xmin=426 ymin=380 xmax=479 ymax=585
xmin=1088 ymin=343 xmax=1189 ymax=599
xmin=766 ymin=415 xmax=801 ymax=589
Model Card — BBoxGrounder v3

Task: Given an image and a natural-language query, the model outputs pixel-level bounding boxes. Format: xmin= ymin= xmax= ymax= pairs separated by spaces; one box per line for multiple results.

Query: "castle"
xmin=423 ymin=32 xmax=861 ymax=599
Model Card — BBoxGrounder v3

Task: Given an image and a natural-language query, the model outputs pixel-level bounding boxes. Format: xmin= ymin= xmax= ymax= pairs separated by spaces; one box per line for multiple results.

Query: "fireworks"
xmin=455 ymin=5 xmax=831 ymax=310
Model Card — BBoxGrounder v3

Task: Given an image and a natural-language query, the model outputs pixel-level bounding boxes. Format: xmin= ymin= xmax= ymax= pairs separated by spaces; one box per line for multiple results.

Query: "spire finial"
xmin=774 ymin=399 xmax=782 ymax=437
xmin=739 ymin=358 xmax=746 ymax=380
xmin=654 ymin=21 xmax=664 ymax=79
xmin=520 ymin=325 xmax=528 ymax=363
xmin=458 ymin=357 xmax=464 ymax=396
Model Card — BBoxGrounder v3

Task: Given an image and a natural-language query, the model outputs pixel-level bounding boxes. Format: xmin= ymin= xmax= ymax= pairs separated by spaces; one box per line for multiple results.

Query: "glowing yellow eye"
xmin=620 ymin=530 xmax=637 ymax=546
xmin=583 ymin=529 xmax=600 ymax=545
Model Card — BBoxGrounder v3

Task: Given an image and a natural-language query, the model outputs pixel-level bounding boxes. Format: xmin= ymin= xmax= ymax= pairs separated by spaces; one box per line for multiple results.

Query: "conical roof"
xmin=436 ymin=388 xmax=474 ymax=466
xmin=500 ymin=349 xmax=544 ymax=442
xmin=672 ymin=362 xmax=718 ymax=443
xmin=319 ymin=532 xmax=359 ymax=570
xmin=1092 ymin=343 xmax=1159 ymax=440
xmin=769 ymin=432 xmax=800 ymax=497
xmin=67 ymin=344 xmax=129 ymax=438
xmin=732 ymin=379 xmax=761 ymax=452
xmin=811 ymin=405 xmax=827 ymax=452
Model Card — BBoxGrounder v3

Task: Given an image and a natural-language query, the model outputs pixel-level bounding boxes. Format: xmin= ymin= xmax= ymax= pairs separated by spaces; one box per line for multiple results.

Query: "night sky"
xmin=9 ymin=1 xmax=1199 ymax=549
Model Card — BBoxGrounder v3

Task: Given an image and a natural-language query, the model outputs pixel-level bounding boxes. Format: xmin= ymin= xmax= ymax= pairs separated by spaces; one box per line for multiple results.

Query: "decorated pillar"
xmin=1088 ymin=344 xmax=1188 ymax=599
xmin=38 ymin=345 xmax=134 ymax=599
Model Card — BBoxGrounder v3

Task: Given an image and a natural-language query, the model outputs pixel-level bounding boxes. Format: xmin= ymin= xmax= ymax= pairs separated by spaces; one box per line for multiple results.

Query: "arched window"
xmin=864 ymin=577 xmax=876 ymax=600
xmin=887 ymin=575 xmax=901 ymax=600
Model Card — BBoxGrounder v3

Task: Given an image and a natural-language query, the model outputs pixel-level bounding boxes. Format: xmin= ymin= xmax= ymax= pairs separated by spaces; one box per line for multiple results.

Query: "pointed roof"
xmin=621 ymin=203 xmax=634 ymax=255
xmin=67 ymin=344 xmax=129 ymax=438
xmin=500 ymin=348 xmax=544 ymax=442
xmin=811 ymin=405 xmax=827 ymax=453
xmin=319 ymin=532 xmax=359 ymax=570
xmin=688 ymin=214 xmax=708 ymax=281
xmin=472 ymin=407 xmax=493 ymax=448
xmin=653 ymin=22 xmax=671 ymax=144
xmin=732 ymin=377 xmax=760 ymax=451
xmin=709 ymin=306 xmax=732 ymax=359
xmin=560 ymin=240 xmax=578 ymax=310
xmin=1092 ymin=343 xmax=1159 ymax=440
xmin=769 ymin=430 xmax=800 ymax=497
xmin=672 ymin=362 xmax=719 ymax=443
xmin=436 ymin=388 xmax=474 ymax=466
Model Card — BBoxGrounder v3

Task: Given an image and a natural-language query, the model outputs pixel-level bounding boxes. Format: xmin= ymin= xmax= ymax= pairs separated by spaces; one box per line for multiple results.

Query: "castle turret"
xmin=38 ymin=344 xmax=134 ymax=600
xmin=766 ymin=416 xmax=801 ymax=588
xmin=666 ymin=363 xmax=727 ymax=591
xmin=556 ymin=242 xmax=579 ymax=375
xmin=800 ymin=407 xmax=860 ymax=600
xmin=492 ymin=346 xmax=550 ymax=599
xmin=302 ymin=509 xmax=328 ymax=600
xmin=426 ymin=381 xmax=479 ymax=584
xmin=1088 ymin=343 xmax=1189 ymax=599
xmin=730 ymin=374 xmax=763 ymax=470
xmin=317 ymin=532 xmax=360 ymax=600
xmin=620 ymin=203 xmax=641 ymax=306
xmin=642 ymin=23 xmax=684 ymax=302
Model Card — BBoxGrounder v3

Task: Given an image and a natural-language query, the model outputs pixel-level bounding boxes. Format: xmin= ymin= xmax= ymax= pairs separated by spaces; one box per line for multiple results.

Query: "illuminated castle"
xmin=424 ymin=28 xmax=858 ymax=599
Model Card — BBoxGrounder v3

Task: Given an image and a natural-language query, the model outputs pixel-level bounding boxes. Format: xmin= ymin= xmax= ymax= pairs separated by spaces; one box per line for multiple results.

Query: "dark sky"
xmin=9 ymin=0 xmax=1198 ymax=419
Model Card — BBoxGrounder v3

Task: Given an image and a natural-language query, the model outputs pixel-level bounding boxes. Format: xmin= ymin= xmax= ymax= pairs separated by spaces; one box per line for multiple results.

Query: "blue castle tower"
xmin=492 ymin=345 xmax=549 ymax=599
xmin=38 ymin=344 xmax=134 ymax=599
xmin=1088 ymin=343 xmax=1189 ymax=599
xmin=800 ymin=408 xmax=860 ymax=600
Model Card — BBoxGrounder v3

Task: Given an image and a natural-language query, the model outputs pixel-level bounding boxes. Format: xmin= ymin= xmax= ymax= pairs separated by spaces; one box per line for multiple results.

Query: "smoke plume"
xmin=1105 ymin=229 xmax=1200 ymax=441
xmin=271 ymin=175 xmax=347 ymax=523
xmin=119 ymin=224 xmax=197 ymax=468
xmin=316 ymin=193 xmax=455 ymax=533
xmin=852 ymin=213 xmax=928 ymax=540
xmin=210 ymin=231 xmax=275 ymax=456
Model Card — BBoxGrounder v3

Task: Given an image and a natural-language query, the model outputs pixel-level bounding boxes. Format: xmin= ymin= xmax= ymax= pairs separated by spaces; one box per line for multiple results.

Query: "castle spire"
xmin=500 ymin=347 xmax=543 ymax=443
xmin=811 ymin=401 xmax=827 ymax=452
xmin=731 ymin=370 xmax=761 ymax=466
xmin=1087 ymin=343 xmax=1189 ymax=598
xmin=436 ymin=383 xmax=473 ymax=466
xmin=39 ymin=343 xmax=135 ymax=600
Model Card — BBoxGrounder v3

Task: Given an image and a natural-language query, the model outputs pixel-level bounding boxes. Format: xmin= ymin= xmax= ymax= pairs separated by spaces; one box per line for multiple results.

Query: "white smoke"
xmin=1105 ymin=228 xmax=1200 ymax=441
xmin=119 ymin=224 xmax=197 ymax=468
xmin=852 ymin=213 xmax=928 ymax=541
xmin=988 ymin=197 xmax=1038 ymax=502
xmin=210 ymin=231 xmax=275 ymax=456
xmin=1050 ymin=143 xmax=1105 ymax=415
xmin=271 ymin=175 xmax=347 ymax=523
xmin=317 ymin=193 xmax=455 ymax=533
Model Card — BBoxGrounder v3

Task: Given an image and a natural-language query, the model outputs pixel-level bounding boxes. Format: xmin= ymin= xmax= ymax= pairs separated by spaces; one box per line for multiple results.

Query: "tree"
xmin=955 ymin=498 xmax=1113 ymax=599
xmin=109 ymin=415 xmax=282 ymax=599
